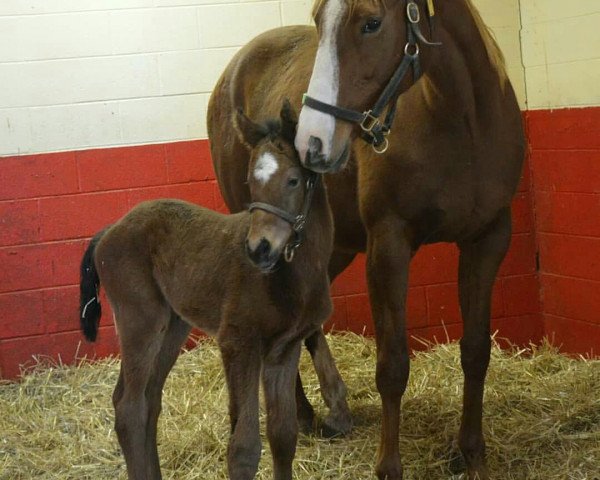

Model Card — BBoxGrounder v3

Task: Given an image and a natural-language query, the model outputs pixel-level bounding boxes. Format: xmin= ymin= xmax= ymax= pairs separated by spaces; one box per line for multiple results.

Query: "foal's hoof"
xmin=320 ymin=411 xmax=353 ymax=438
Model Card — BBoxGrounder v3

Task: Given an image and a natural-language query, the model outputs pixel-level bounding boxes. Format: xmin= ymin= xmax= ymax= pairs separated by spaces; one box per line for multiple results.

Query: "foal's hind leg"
xmin=263 ymin=341 xmax=302 ymax=480
xmin=219 ymin=333 xmax=262 ymax=480
xmin=144 ymin=313 xmax=192 ymax=476
xmin=113 ymin=303 xmax=171 ymax=480
xmin=457 ymin=208 xmax=512 ymax=480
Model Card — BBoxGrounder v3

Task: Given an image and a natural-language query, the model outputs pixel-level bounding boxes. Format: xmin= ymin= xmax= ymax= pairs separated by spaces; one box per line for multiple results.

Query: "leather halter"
xmin=302 ymin=0 xmax=441 ymax=154
xmin=248 ymin=171 xmax=320 ymax=263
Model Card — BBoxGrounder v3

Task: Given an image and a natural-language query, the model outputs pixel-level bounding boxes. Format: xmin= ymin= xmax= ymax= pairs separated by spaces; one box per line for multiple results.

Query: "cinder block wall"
xmin=1 ymin=0 xmax=595 ymax=378
xmin=521 ymin=0 xmax=600 ymax=353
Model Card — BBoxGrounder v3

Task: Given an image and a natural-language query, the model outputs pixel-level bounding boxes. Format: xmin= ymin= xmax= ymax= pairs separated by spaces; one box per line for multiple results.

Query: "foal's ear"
xmin=234 ymin=108 xmax=266 ymax=149
xmin=280 ymin=99 xmax=298 ymax=145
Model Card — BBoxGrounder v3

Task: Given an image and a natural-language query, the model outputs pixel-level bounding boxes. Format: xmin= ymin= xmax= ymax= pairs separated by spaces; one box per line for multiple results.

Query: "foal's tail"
xmin=79 ymin=228 xmax=108 ymax=342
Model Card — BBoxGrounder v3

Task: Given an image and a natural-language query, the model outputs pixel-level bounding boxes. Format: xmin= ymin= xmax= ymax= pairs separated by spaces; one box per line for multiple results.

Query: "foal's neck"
xmin=285 ymin=179 xmax=332 ymax=274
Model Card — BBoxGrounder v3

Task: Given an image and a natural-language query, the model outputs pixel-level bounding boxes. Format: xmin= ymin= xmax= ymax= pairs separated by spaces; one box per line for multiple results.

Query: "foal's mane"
xmin=310 ymin=0 xmax=507 ymax=86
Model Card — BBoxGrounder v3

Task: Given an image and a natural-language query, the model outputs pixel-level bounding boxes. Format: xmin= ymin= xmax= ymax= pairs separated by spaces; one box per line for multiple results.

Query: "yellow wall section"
xmin=520 ymin=0 xmax=600 ymax=109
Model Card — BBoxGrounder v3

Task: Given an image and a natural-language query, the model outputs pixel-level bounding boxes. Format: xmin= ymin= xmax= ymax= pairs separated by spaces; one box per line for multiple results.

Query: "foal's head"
xmin=236 ymin=101 xmax=315 ymax=272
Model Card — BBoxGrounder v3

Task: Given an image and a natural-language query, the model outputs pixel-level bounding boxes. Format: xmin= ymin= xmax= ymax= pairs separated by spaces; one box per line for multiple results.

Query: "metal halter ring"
xmin=284 ymin=243 xmax=298 ymax=262
xmin=404 ymin=42 xmax=420 ymax=57
xmin=372 ymin=136 xmax=389 ymax=154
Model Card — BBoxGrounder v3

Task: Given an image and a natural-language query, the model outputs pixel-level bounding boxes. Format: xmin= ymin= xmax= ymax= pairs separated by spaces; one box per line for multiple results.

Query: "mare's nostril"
xmin=308 ymin=136 xmax=322 ymax=157
xmin=305 ymin=135 xmax=323 ymax=166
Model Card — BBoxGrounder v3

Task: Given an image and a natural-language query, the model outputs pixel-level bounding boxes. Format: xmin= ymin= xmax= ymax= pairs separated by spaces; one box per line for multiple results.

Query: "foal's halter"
xmin=248 ymin=171 xmax=321 ymax=263
xmin=302 ymin=0 xmax=441 ymax=154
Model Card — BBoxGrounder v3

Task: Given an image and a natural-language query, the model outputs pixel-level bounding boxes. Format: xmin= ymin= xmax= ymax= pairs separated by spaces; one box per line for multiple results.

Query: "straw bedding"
xmin=1 ymin=333 xmax=599 ymax=479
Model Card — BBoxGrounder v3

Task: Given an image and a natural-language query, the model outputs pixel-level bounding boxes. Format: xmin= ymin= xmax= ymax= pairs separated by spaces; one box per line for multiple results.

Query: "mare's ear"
xmin=280 ymin=99 xmax=298 ymax=145
xmin=234 ymin=108 xmax=266 ymax=149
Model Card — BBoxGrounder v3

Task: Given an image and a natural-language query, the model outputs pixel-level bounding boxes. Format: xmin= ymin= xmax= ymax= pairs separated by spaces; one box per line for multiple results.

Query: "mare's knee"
xmin=460 ymin=337 xmax=491 ymax=381
xmin=376 ymin=353 xmax=409 ymax=398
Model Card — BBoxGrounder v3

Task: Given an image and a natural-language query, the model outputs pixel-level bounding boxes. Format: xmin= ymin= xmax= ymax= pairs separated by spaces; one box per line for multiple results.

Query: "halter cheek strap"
xmin=302 ymin=0 xmax=441 ymax=154
xmin=248 ymin=172 xmax=320 ymax=263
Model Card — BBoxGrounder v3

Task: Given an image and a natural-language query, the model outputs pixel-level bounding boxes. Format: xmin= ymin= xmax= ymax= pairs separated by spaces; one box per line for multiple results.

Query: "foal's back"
xmin=94 ymin=199 xmax=251 ymax=335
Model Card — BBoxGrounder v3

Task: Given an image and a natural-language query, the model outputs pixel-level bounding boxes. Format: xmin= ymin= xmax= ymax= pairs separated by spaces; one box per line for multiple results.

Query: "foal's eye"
xmin=361 ymin=17 xmax=382 ymax=34
xmin=287 ymin=177 xmax=300 ymax=188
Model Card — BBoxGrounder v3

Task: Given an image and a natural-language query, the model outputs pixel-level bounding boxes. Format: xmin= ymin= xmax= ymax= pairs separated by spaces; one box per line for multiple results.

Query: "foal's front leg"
xmin=220 ymin=337 xmax=262 ymax=480
xmin=263 ymin=342 xmax=302 ymax=480
xmin=366 ymin=217 xmax=412 ymax=480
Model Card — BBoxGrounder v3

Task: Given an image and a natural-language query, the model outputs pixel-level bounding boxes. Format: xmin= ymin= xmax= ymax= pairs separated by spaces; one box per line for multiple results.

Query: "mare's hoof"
xmin=376 ymin=456 xmax=403 ymax=480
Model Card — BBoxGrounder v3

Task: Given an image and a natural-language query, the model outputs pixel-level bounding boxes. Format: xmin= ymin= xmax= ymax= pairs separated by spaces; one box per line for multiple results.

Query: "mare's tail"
xmin=79 ymin=228 xmax=108 ymax=342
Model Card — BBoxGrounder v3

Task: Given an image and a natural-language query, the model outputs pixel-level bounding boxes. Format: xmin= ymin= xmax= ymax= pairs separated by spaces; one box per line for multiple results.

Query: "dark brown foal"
xmin=79 ymin=103 xmax=335 ymax=480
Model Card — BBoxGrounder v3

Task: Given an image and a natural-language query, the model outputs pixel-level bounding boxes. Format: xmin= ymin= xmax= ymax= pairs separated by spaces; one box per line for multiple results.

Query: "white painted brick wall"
xmin=520 ymin=0 xmax=600 ymax=109
xmin=0 ymin=0 xmax=525 ymax=156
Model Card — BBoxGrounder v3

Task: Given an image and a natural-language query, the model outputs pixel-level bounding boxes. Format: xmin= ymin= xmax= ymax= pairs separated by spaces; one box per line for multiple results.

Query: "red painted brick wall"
xmin=0 ymin=142 xmax=221 ymax=378
xmin=527 ymin=107 xmax=600 ymax=355
xmin=0 ymin=135 xmax=546 ymax=378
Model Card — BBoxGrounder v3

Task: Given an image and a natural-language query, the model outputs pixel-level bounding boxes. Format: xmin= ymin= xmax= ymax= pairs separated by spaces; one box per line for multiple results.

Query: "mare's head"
xmin=295 ymin=0 xmax=435 ymax=171
xmin=236 ymin=101 xmax=315 ymax=273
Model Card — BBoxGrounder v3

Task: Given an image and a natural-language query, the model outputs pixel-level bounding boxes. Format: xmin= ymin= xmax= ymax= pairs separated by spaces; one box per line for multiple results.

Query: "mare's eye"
xmin=287 ymin=177 xmax=300 ymax=188
xmin=361 ymin=17 xmax=381 ymax=34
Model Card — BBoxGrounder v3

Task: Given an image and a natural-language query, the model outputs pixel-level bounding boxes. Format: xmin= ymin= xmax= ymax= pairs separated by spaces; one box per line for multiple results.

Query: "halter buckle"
xmin=293 ymin=215 xmax=306 ymax=232
xmin=360 ymin=111 xmax=380 ymax=133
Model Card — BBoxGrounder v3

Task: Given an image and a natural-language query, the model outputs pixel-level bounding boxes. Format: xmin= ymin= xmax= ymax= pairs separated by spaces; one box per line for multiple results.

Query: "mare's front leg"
xmin=366 ymin=217 xmax=412 ymax=480
xmin=457 ymin=208 xmax=512 ymax=480
xmin=220 ymin=333 xmax=262 ymax=480
xmin=263 ymin=342 xmax=303 ymax=480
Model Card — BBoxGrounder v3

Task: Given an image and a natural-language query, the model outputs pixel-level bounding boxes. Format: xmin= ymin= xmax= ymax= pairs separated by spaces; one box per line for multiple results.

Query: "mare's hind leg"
xmin=144 ymin=313 xmax=192 ymax=477
xmin=296 ymin=251 xmax=355 ymax=436
xmin=113 ymin=302 xmax=171 ymax=480
xmin=457 ymin=208 xmax=512 ymax=480
xmin=263 ymin=342 xmax=303 ymax=480
xmin=219 ymin=332 xmax=262 ymax=480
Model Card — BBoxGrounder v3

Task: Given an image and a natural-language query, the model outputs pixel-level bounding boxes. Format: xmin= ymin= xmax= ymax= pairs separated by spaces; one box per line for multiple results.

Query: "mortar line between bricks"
xmin=0 ymin=282 xmax=79 ymax=296
xmin=544 ymin=313 xmax=599 ymax=328
xmin=538 ymin=232 xmax=600 ymax=240
xmin=0 ymin=178 xmax=216 ymax=204
xmin=540 ymin=272 xmax=600 ymax=284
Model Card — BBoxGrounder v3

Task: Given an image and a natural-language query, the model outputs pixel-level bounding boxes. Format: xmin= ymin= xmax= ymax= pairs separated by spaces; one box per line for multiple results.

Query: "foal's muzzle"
xmin=245 ymin=237 xmax=280 ymax=272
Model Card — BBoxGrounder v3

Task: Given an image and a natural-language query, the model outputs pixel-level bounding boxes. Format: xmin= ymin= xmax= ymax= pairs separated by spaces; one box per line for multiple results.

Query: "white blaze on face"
xmin=295 ymin=0 xmax=345 ymax=163
xmin=254 ymin=152 xmax=279 ymax=184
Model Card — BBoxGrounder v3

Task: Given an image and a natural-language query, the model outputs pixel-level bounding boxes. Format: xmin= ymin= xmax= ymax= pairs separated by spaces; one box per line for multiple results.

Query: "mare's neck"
xmin=415 ymin=0 xmax=506 ymax=116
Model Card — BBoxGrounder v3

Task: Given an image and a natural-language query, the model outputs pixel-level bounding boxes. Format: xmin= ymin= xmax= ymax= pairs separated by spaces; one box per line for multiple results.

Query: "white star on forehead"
xmin=254 ymin=152 xmax=279 ymax=184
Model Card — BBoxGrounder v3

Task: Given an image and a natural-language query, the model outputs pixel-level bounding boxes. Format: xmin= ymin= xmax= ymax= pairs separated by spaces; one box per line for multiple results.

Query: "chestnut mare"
xmin=208 ymin=0 xmax=524 ymax=478
xmin=79 ymin=104 xmax=336 ymax=480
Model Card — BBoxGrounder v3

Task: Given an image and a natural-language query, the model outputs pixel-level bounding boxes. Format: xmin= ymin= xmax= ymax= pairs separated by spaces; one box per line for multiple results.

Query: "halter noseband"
xmin=302 ymin=0 xmax=441 ymax=154
xmin=248 ymin=171 xmax=320 ymax=263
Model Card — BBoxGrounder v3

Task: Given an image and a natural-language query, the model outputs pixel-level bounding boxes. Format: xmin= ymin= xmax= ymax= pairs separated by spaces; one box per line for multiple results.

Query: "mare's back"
xmin=208 ymin=26 xmax=317 ymax=213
